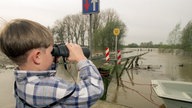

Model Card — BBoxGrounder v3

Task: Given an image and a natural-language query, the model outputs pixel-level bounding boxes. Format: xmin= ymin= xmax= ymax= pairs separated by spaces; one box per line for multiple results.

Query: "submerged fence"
xmin=94 ymin=50 xmax=149 ymax=100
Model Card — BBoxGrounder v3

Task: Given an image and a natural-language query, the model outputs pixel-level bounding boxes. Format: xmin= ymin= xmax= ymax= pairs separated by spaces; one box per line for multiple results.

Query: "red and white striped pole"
xmin=117 ymin=50 xmax=121 ymax=64
xmin=105 ymin=48 xmax=110 ymax=62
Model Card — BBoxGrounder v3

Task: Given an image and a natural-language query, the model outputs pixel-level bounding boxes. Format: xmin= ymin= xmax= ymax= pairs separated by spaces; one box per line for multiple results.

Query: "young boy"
xmin=0 ymin=19 xmax=104 ymax=108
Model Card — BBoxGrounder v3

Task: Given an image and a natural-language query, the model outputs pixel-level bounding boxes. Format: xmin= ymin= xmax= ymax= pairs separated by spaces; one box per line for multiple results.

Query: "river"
xmin=0 ymin=48 xmax=192 ymax=108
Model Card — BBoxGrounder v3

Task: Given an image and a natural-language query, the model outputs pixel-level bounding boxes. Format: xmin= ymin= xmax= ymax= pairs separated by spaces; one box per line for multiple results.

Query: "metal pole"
xmin=89 ymin=14 xmax=92 ymax=59
xmin=115 ymin=35 xmax=119 ymax=86
xmin=115 ymin=36 xmax=118 ymax=60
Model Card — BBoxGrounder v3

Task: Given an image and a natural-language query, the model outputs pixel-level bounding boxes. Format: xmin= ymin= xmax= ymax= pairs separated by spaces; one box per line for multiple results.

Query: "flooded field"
xmin=1 ymin=48 xmax=192 ymax=108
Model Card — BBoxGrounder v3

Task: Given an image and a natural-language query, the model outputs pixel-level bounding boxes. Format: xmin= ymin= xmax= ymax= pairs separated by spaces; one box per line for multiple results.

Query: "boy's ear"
xmin=31 ymin=49 xmax=41 ymax=65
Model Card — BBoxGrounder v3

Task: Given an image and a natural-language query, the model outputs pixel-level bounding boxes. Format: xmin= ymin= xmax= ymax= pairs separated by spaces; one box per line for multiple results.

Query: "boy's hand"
xmin=66 ymin=43 xmax=87 ymax=62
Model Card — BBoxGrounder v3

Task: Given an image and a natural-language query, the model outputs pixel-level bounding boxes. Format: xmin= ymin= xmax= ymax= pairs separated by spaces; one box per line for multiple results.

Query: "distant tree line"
xmin=126 ymin=20 xmax=192 ymax=52
xmin=125 ymin=41 xmax=163 ymax=48
xmin=50 ymin=9 xmax=126 ymax=53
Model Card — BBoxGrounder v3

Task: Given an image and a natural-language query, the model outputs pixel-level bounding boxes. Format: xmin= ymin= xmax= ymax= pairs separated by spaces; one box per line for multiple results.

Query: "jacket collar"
xmin=14 ymin=68 xmax=56 ymax=82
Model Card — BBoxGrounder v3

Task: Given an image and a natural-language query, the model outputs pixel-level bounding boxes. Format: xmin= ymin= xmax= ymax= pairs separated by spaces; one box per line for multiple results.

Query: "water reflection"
xmin=179 ymin=64 xmax=192 ymax=81
xmin=123 ymin=48 xmax=192 ymax=82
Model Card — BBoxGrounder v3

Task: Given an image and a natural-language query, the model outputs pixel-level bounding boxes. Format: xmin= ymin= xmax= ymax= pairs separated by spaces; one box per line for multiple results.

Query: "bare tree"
xmin=51 ymin=9 xmax=126 ymax=51
xmin=52 ymin=13 xmax=88 ymax=45
xmin=52 ymin=20 xmax=66 ymax=43
xmin=79 ymin=15 xmax=88 ymax=46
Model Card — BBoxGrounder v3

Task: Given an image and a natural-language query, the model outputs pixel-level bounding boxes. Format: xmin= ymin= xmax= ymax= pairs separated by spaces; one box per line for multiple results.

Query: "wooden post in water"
xmin=118 ymin=52 xmax=149 ymax=85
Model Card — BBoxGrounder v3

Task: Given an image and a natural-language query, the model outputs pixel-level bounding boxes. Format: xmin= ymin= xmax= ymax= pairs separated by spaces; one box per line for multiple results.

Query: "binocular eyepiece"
xmin=51 ymin=44 xmax=90 ymax=58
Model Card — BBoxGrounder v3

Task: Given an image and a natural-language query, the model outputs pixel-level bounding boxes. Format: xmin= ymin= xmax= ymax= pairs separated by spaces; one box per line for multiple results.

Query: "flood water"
xmin=99 ymin=48 xmax=192 ymax=108
xmin=1 ymin=48 xmax=192 ymax=108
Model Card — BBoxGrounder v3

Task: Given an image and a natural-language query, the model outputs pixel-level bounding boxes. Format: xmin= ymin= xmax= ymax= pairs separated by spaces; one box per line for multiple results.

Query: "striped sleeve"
xmin=67 ymin=60 xmax=104 ymax=107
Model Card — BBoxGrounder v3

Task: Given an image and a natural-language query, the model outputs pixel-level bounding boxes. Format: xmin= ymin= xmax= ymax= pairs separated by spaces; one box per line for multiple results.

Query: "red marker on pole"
xmin=117 ymin=50 xmax=121 ymax=64
xmin=105 ymin=48 xmax=110 ymax=62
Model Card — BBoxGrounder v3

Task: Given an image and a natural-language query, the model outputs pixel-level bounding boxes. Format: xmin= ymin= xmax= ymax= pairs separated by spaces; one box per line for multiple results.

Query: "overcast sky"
xmin=1 ymin=0 xmax=192 ymax=44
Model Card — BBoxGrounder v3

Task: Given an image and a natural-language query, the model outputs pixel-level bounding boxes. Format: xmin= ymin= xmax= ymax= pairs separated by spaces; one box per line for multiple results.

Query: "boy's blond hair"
xmin=0 ymin=19 xmax=53 ymax=65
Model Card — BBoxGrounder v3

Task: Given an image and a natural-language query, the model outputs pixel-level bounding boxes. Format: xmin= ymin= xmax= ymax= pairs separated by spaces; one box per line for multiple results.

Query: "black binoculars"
xmin=51 ymin=44 xmax=90 ymax=58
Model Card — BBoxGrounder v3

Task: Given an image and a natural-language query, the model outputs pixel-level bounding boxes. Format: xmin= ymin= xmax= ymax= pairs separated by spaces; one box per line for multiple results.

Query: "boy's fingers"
xmin=67 ymin=43 xmax=80 ymax=49
xmin=66 ymin=43 xmax=72 ymax=49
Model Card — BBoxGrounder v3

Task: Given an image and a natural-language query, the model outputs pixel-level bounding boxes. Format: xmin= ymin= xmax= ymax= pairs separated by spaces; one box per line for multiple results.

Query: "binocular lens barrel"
xmin=51 ymin=44 xmax=90 ymax=58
